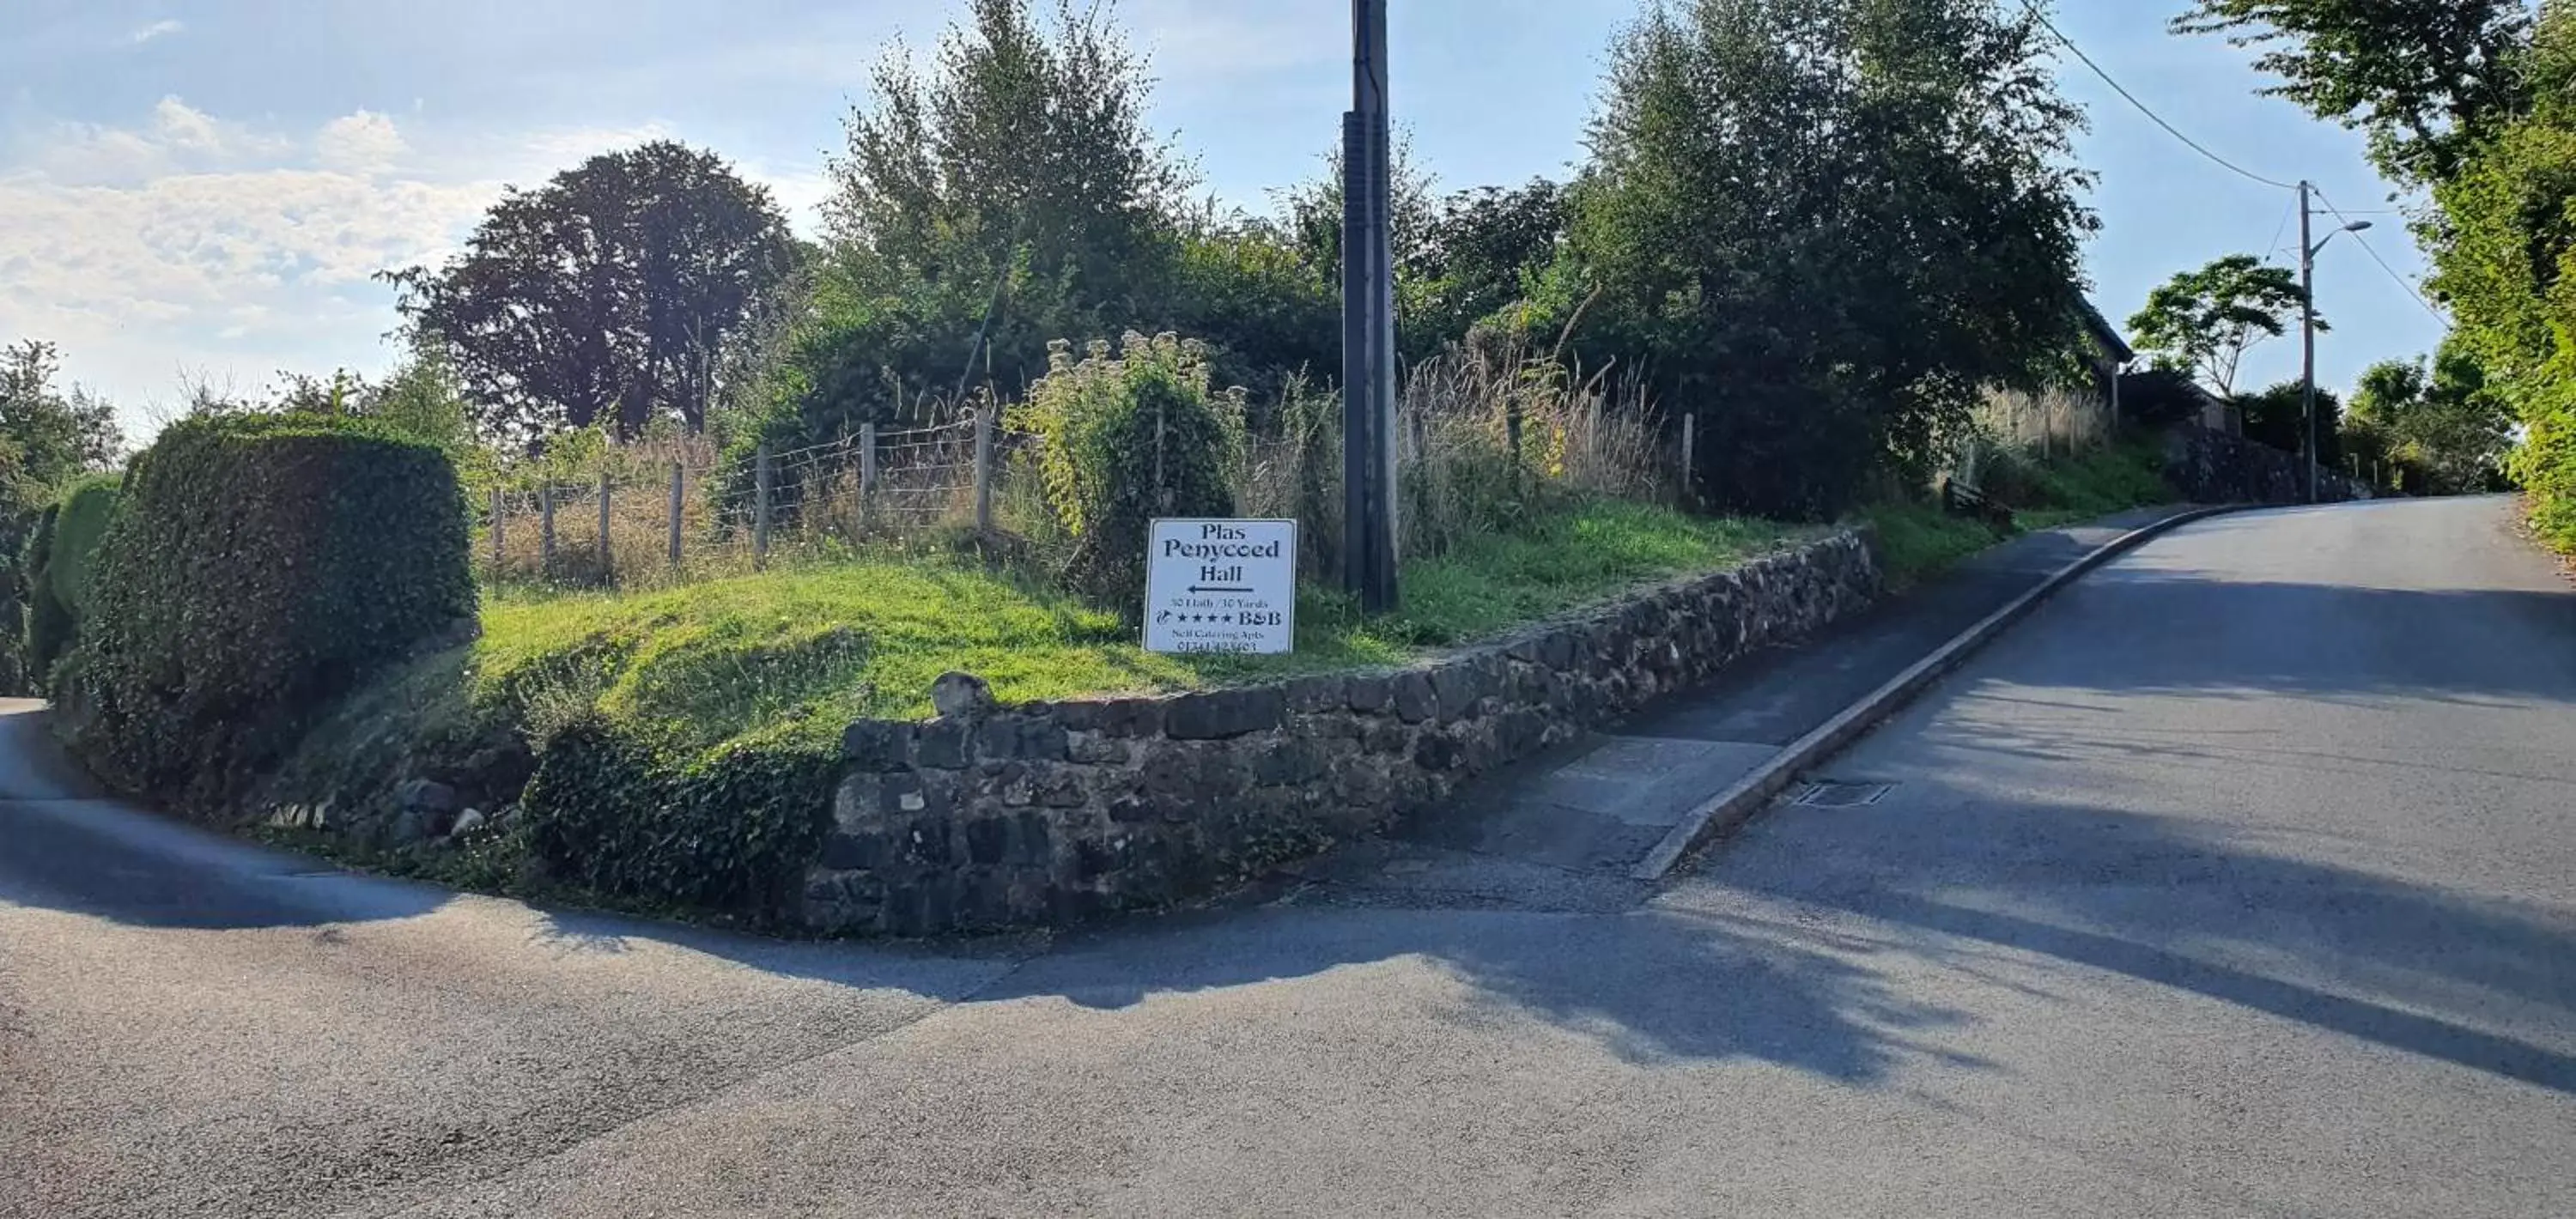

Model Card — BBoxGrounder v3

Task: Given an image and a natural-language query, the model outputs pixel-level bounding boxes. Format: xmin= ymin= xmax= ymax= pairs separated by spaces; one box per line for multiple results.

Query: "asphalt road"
xmin=3 ymin=494 xmax=2571 ymax=1217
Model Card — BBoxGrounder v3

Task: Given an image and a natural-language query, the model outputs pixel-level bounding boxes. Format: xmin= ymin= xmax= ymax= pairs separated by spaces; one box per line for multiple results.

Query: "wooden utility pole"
xmin=2299 ymin=180 xmax=2320 ymax=505
xmin=1341 ymin=0 xmax=1400 ymax=612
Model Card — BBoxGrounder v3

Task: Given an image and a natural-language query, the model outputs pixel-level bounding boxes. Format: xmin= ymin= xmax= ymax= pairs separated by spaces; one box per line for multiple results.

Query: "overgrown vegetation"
xmin=1868 ymin=432 xmax=2179 ymax=586
xmin=1014 ymin=333 xmax=1245 ymax=606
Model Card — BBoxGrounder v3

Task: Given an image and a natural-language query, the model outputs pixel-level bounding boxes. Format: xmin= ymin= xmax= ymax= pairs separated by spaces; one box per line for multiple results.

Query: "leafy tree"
xmin=390 ymin=141 xmax=799 ymax=445
xmin=1166 ymin=208 xmax=1339 ymax=400
xmin=0 ymin=339 xmax=125 ymax=506
xmin=1564 ymin=0 xmax=2095 ymax=517
xmin=2237 ymin=379 xmax=2344 ymax=467
xmin=2172 ymin=0 xmax=2533 ymax=185
xmin=2427 ymin=3 xmax=2576 ymax=543
xmin=2348 ymin=346 xmax=2518 ymax=494
xmin=1407 ymin=179 xmax=1570 ymax=352
xmin=811 ymin=0 xmax=1192 ymax=409
xmin=2127 ymin=255 xmax=2323 ymax=399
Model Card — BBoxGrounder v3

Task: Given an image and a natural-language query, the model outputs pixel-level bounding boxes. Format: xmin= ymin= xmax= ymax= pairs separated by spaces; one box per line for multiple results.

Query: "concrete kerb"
xmin=1630 ymin=503 xmax=2252 ymax=881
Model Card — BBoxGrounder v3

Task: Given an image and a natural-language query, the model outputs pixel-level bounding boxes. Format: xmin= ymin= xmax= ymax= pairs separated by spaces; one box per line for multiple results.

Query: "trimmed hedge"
xmin=21 ymin=473 xmax=122 ymax=689
xmin=59 ymin=415 xmax=476 ymax=814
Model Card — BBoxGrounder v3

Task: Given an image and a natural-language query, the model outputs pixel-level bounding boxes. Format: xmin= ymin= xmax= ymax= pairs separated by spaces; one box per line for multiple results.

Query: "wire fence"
xmin=479 ymin=414 xmax=1040 ymax=588
xmin=481 ymin=352 xmax=1713 ymax=592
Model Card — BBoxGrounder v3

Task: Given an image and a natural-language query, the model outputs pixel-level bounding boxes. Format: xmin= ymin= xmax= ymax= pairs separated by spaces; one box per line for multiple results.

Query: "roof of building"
xmin=2078 ymin=298 xmax=2136 ymax=365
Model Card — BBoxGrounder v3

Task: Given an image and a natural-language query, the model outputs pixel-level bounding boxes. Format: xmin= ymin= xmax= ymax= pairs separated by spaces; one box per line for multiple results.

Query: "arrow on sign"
xmin=1188 ymin=585 xmax=1255 ymax=594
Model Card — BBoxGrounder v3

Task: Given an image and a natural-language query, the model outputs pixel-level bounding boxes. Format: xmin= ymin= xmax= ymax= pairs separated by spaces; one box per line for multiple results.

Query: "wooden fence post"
xmin=859 ymin=421 xmax=878 ymax=531
xmin=973 ymin=407 xmax=994 ymax=533
xmin=538 ymin=483 xmax=556 ymax=581
xmin=1679 ymin=412 xmax=1696 ymax=509
xmin=754 ymin=442 xmax=773 ymax=567
xmin=1504 ymin=397 xmax=1524 ymax=496
xmin=667 ymin=461 xmax=683 ymax=567
xmin=597 ymin=471 xmax=613 ymax=585
xmin=489 ymin=488 xmax=504 ymax=579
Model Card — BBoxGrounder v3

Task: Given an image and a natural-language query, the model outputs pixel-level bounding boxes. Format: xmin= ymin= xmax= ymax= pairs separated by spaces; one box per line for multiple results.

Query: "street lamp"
xmin=2299 ymin=180 xmax=2371 ymax=504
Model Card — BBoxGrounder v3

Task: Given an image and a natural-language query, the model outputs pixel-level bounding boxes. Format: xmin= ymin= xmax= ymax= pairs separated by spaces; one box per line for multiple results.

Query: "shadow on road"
xmin=10 ymin=527 xmax=2572 ymax=1099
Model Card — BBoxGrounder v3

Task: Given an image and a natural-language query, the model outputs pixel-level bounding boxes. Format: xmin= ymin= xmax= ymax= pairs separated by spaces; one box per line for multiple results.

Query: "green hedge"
xmin=21 ymin=473 xmax=122 ymax=689
xmin=520 ymin=713 xmax=835 ymax=921
xmin=59 ymin=415 xmax=475 ymax=813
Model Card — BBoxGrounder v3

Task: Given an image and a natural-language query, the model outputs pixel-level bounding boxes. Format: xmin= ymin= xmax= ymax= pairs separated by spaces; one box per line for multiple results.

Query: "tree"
xmin=2172 ymin=0 xmax=2533 ymax=185
xmin=390 ymin=141 xmax=799 ymax=445
xmin=2127 ymin=256 xmax=2323 ymax=399
xmin=2427 ymin=3 xmax=2576 ymax=543
xmin=2348 ymin=346 xmax=2516 ymax=493
xmin=1406 ymin=179 xmax=1570 ymax=352
xmin=812 ymin=0 xmax=1192 ymax=406
xmin=2237 ymin=379 xmax=2343 ymax=466
xmin=0 ymin=339 xmax=125 ymax=506
xmin=1565 ymin=0 xmax=2096 ymax=516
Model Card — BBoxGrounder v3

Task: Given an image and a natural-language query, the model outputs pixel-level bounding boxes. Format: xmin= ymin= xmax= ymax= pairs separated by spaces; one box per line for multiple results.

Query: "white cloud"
xmin=21 ymin=95 xmax=294 ymax=185
xmin=0 ymin=97 xmax=820 ymax=421
xmin=129 ymin=19 xmax=184 ymax=45
xmin=0 ymin=100 xmax=506 ymax=418
xmin=315 ymin=110 xmax=409 ymax=175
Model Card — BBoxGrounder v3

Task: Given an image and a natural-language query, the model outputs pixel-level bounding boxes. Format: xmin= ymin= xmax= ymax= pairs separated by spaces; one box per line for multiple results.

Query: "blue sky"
xmin=0 ymin=0 xmax=2445 ymax=434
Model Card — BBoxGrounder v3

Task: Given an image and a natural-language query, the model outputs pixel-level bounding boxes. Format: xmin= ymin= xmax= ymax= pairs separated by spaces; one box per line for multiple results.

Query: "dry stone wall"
xmin=2164 ymin=423 xmax=2377 ymax=505
xmin=804 ymin=530 xmax=1881 ymax=935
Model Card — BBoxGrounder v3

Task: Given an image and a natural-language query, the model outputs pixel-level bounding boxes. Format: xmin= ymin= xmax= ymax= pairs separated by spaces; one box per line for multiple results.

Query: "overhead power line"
xmin=2020 ymin=2 xmax=2301 ymax=191
xmin=2312 ymin=187 xmax=2447 ymax=320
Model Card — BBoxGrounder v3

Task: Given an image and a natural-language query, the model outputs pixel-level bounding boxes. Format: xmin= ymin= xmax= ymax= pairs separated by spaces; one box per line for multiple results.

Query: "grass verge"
xmin=265 ymin=496 xmax=1809 ymax=829
xmin=466 ymin=496 xmax=1807 ymax=750
xmin=1858 ymin=433 xmax=2178 ymax=590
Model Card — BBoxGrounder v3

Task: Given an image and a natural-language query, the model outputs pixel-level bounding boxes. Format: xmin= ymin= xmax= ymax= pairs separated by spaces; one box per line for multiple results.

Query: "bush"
xmin=16 ymin=502 xmax=59 ymax=691
xmin=21 ymin=473 xmax=121 ymax=688
xmin=59 ymin=415 xmax=475 ymax=813
xmin=519 ymin=713 xmax=835 ymax=921
xmin=1012 ymin=332 xmax=1244 ymax=608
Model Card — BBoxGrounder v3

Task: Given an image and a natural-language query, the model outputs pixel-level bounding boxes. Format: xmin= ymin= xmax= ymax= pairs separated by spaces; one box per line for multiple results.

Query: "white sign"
xmin=1145 ymin=519 xmax=1297 ymax=655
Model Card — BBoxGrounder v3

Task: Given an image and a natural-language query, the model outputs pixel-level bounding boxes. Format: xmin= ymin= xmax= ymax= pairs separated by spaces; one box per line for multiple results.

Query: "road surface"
xmin=3 ymin=494 xmax=2571 ymax=1217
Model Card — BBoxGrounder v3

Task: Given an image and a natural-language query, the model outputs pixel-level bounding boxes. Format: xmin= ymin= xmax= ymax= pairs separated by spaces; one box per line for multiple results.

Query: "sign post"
xmin=1145 ymin=519 xmax=1298 ymax=655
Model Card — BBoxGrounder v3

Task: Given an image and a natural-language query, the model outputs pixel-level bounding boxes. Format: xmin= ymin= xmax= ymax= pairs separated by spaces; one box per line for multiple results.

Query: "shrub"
xmin=1012 ymin=331 xmax=1244 ymax=608
xmin=17 ymin=501 xmax=59 ymax=691
xmin=59 ymin=415 xmax=475 ymax=814
xmin=519 ymin=713 xmax=835 ymax=921
xmin=21 ymin=473 xmax=121 ymax=688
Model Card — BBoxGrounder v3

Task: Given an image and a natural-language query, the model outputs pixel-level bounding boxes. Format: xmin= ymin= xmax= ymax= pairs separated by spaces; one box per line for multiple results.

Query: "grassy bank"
xmin=1859 ymin=434 xmax=2176 ymax=589
xmin=294 ymin=498 xmax=1806 ymax=783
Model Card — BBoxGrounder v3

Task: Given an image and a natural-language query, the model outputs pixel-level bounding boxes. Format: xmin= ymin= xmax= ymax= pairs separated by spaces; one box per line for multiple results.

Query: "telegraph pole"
xmin=1341 ymin=0 xmax=1399 ymax=612
xmin=2298 ymin=180 xmax=2319 ymax=504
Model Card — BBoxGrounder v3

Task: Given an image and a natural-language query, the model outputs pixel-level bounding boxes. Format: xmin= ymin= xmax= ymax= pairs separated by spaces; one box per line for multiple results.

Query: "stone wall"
xmin=803 ymin=530 xmax=1881 ymax=935
xmin=2164 ymin=423 xmax=2377 ymax=505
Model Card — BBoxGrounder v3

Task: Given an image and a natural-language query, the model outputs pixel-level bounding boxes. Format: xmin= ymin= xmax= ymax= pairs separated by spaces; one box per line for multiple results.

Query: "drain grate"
xmin=1795 ymin=780 xmax=1893 ymax=808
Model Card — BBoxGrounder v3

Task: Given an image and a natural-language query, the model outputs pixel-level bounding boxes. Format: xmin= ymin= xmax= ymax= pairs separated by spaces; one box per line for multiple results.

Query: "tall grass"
xmin=1236 ymin=337 xmax=1675 ymax=578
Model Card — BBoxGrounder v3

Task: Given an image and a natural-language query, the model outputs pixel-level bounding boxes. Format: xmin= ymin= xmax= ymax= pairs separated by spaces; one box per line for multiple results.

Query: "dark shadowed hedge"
xmin=59 ymin=415 xmax=476 ymax=814
xmin=519 ymin=712 xmax=835 ymax=923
